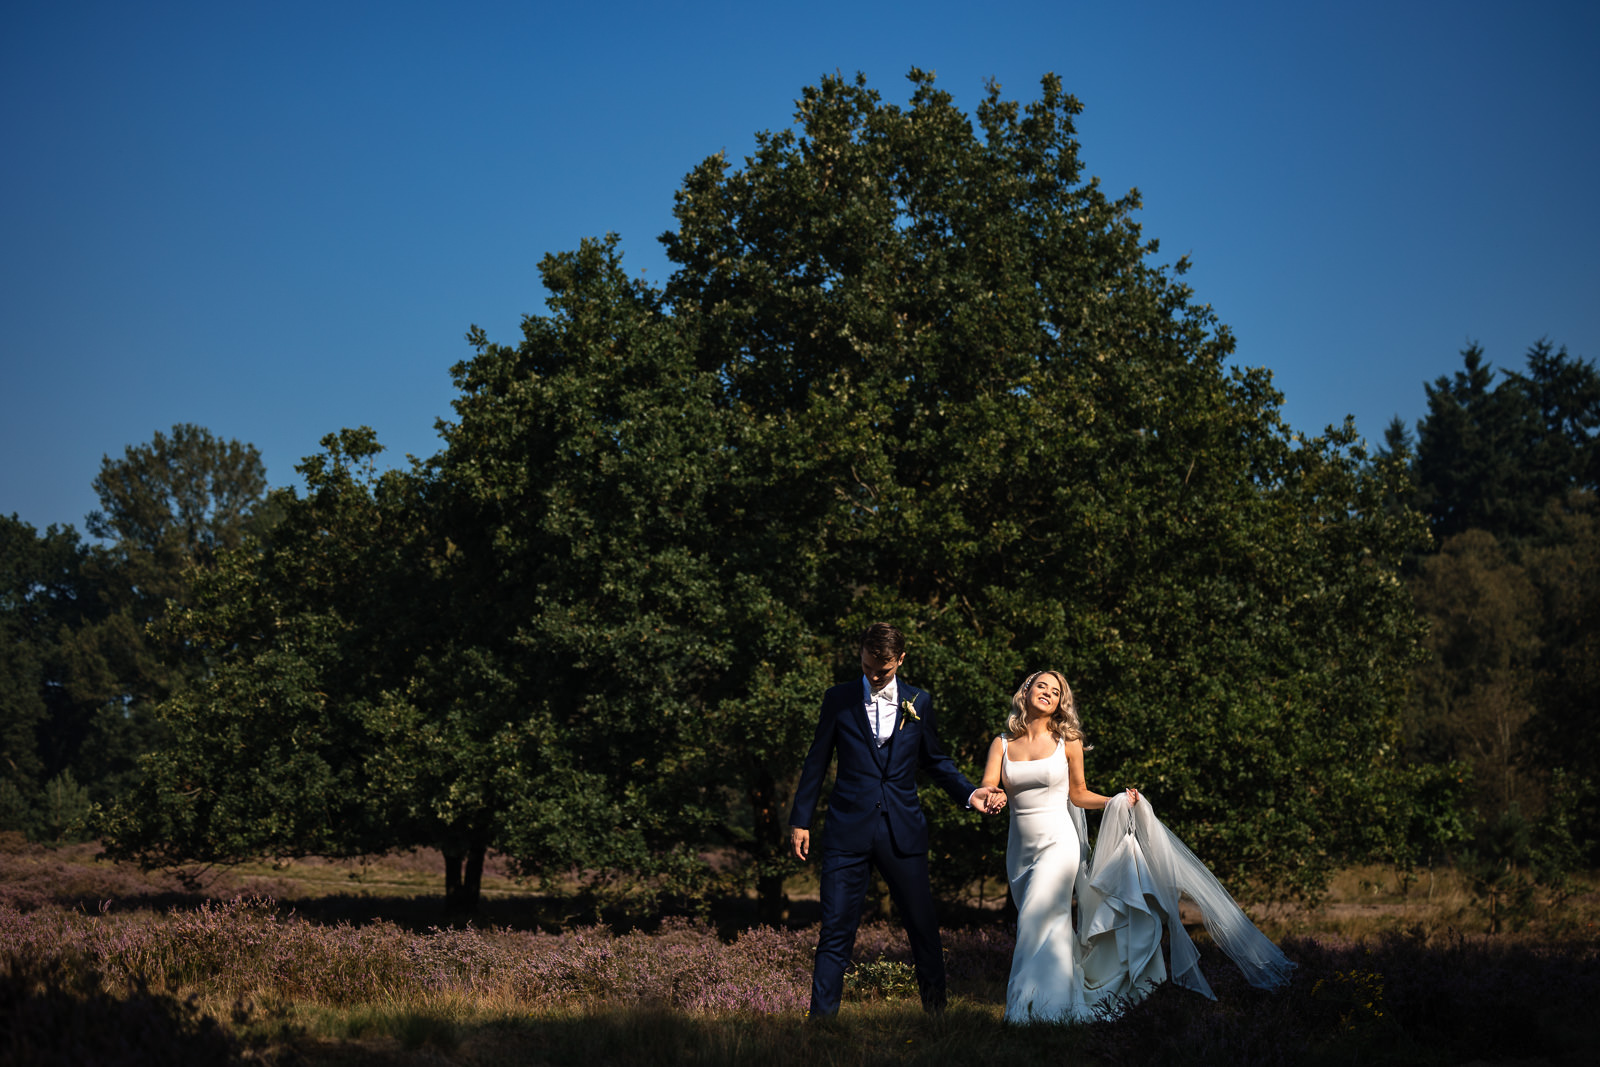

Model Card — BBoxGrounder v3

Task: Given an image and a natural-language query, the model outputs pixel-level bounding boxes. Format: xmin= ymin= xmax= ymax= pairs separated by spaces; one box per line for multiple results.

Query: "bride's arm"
xmin=1064 ymin=738 xmax=1139 ymax=810
xmin=980 ymin=736 xmax=1005 ymax=791
xmin=963 ymin=737 xmax=1008 ymax=815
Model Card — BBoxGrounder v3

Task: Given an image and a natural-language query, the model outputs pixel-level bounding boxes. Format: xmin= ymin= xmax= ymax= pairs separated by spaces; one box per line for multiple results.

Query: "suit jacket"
xmin=789 ymin=678 xmax=977 ymax=854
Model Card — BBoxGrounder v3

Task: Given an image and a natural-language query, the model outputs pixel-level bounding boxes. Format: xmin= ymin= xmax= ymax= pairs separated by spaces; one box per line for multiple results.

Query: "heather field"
xmin=3 ymin=838 xmax=1599 ymax=1066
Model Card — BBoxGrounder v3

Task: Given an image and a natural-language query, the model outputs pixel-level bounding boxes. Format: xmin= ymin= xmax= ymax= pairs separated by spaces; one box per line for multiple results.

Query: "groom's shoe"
xmin=804 ymin=1006 xmax=842 ymax=1027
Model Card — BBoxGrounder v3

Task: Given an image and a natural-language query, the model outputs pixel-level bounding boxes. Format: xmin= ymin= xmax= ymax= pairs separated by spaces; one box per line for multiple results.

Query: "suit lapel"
xmin=883 ymin=684 xmax=920 ymax=765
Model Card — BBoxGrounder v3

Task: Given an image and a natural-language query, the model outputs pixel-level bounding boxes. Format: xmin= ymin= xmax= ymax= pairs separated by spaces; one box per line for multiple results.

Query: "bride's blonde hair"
xmin=1005 ymin=670 xmax=1089 ymax=747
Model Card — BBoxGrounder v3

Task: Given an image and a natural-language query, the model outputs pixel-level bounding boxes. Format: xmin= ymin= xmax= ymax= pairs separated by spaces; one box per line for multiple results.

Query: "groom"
xmin=789 ymin=622 xmax=1004 ymax=1016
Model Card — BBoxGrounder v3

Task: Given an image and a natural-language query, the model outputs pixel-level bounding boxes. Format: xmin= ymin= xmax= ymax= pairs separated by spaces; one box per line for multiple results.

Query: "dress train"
xmin=1002 ymin=739 xmax=1294 ymax=1023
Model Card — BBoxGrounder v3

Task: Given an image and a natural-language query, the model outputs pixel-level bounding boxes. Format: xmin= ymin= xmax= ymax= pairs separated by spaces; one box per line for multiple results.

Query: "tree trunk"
xmin=757 ymin=868 xmax=787 ymax=925
xmin=750 ymin=767 xmax=790 ymax=925
xmin=444 ymin=842 xmax=488 ymax=911
xmin=462 ymin=844 xmax=486 ymax=911
xmin=444 ymin=850 xmax=463 ymax=905
xmin=441 ymin=844 xmax=483 ymax=908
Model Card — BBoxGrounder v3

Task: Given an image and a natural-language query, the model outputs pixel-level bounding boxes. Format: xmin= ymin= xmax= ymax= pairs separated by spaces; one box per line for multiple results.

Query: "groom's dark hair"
xmin=860 ymin=622 xmax=906 ymax=659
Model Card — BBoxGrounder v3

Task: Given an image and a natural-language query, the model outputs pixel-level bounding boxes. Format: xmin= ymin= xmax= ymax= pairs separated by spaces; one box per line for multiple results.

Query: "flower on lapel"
xmin=898 ymin=695 xmax=921 ymax=730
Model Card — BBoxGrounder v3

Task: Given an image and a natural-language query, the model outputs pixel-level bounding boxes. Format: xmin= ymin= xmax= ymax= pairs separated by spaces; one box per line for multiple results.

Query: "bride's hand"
xmin=1126 ymin=788 xmax=1140 ymax=806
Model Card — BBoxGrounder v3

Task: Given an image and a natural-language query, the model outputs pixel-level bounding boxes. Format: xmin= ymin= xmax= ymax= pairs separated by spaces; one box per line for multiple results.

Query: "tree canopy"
xmin=1415 ymin=340 xmax=1599 ymax=543
xmin=105 ymin=71 xmax=1450 ymax=909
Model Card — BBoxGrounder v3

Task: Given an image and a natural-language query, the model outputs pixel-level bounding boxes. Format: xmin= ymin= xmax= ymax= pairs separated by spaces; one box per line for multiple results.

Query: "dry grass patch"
xmin=1252 ymin=864 xmax=1600 ymax=943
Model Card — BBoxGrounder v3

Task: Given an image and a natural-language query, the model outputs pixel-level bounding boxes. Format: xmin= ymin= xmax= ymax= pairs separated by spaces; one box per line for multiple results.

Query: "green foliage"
xmin=1404 ymin=529 xmax=1540 ymax=814
xmin=1362 ymin=758 xmax=1471 ymax=877
xmin=1309 ymin=967 xmax=1397 ymax=1040
xmin=0 ymin=516 xmax=75 ymax=802
xmin=102 ymin=425 xmax=634 ymax=909
xmin=0 ymin=778 xmax=33 ymax=836
xmin=1400 ymin=341 xmax=1600 ymax=864
xmin=1460 ymin=805 xmax=1539 ymax=933
xmin=71 ymin=424 xmax=269 ymax=706
xmin=111 ymin=71 xmax=1445 ymax=907
xmin=439 ymin=70 xmax=1436 ymax=902
xmin=102 ymin=428 xmax=424 ymax=868
xmin=843 ymin=958 xmax=919 ymax=1001
xmin=1529 ymin=768 xmax=1595 ymax=899
xmin=439 ymin=235 xmax=827 ymax=910
xmin=7 ymin=424 xmax=275 ymax=823
xmin=41 ymin=771 xmax=91 ymax=843
xmin=1523 ymin=493 xmax=1600 ymax=855
xmin=0 ymin=514 xmax=117 ymax=831
xmin=1415 ymin=340 xmax=1599 ymax=543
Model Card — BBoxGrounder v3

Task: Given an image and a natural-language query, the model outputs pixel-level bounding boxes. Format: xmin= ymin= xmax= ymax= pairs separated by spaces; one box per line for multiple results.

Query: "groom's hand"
xmin=791 ymin=827 xmax=810 ymax=862
xmin=971 ymin=786 xmax=1007 ymax=814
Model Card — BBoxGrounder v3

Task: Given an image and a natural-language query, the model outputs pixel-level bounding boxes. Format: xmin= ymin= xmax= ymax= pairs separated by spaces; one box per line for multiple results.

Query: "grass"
xmin=274 ymin=1002 xmax=1088 ymax=1067
xmin=1255 ymin=862 xmax=1600 ymax=941
xmin=3 ymin=838 xmax=1599 ymax=1065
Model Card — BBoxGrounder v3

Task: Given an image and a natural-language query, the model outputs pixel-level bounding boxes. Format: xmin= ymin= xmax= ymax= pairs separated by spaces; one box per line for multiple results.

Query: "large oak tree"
xmin=110 ymin=71 xmax=1449 ymax=911
xmin=441 ymin=70 xmax=1442 ymax=906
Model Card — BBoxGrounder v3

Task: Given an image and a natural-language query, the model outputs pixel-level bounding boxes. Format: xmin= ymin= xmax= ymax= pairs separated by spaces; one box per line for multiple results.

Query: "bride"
xmin=980 ymin=670 xmax=1295 ymax=1023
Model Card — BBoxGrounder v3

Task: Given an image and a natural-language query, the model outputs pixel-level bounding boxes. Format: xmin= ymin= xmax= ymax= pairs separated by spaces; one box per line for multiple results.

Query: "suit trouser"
xmin=811 ymin=812 xmax=946 ymax=1015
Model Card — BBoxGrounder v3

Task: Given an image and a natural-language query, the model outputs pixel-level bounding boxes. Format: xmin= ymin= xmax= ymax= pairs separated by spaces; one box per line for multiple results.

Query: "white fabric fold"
xmin=1002 ymin=761 xmax=1294 ymax=1024
xmin=1101 ymin=793 xmax=1297 ymax=995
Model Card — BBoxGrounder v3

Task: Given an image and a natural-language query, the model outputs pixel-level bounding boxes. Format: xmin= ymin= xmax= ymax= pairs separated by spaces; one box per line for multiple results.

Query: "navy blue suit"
xmin=790 ymin=678 xmax=977 ymax=1014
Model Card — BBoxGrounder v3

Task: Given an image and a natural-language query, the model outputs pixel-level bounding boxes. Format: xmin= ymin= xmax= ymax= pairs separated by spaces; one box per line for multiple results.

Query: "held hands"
xmin=972 ymin=785 xmax=1008 ymax=814
xmin=793 ymin=786 xmax=1013 ymax=861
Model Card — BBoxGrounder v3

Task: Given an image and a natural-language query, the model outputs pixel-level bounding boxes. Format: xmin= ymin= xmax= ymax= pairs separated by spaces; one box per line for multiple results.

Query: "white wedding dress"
xmin=1001 ymin=737 xmax=1295 ymax=1023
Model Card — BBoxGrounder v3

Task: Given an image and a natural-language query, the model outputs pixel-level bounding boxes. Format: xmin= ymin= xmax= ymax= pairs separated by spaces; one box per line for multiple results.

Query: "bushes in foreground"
xmin=0 ymin=898 xmax=1013 ymax=1013
xmin=3 ymin=898 xmax=1599 ymax=1064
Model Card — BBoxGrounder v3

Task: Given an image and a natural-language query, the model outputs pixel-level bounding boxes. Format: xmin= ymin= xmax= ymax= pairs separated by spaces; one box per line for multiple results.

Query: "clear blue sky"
xmin=4 ymin=0 xmax=1596 ymax=535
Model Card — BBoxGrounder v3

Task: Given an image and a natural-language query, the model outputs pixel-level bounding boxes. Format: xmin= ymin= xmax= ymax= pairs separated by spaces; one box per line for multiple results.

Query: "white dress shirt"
xmin=864 ymin=676 xmax=899 ymax=747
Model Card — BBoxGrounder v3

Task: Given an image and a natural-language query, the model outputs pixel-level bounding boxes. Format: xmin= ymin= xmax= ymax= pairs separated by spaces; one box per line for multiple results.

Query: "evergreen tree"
xmin=0 ymin=516 xmax=95 ymax=831
xmin=1415 ymin=344 xmax=1524 ymax=540
xmin=1415 ymin=342 xmax=1600 ymax=543
xmin=1506 ymin=340 xmax=1600 ymax=520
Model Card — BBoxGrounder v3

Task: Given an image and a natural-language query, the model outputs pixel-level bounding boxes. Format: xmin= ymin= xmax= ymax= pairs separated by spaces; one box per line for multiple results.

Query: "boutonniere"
xmin=898 ymin=695 xmax=921 ymax=730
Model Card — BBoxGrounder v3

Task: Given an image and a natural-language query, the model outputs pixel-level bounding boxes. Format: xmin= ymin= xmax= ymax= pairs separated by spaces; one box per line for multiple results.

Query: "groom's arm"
xmin=789 ymin=691 xmax=841 ymax=860
xmin=913 ymin=692 xmax=991 ymax=811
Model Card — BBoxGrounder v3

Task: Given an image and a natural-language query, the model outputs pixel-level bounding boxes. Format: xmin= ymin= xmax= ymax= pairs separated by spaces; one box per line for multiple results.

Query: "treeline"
xmin=1382 ymin=340 xmax=1599 ymax=922
xmin=2 ymin=426 xmax=271 ymax=841
xmin=1 ymin=72 xmax=1593 ymax=919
